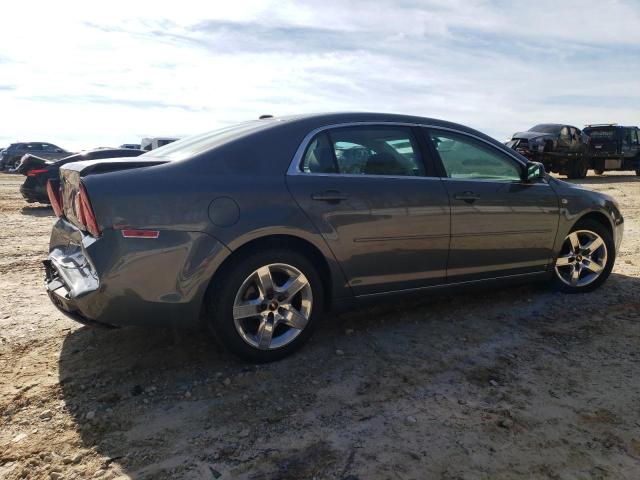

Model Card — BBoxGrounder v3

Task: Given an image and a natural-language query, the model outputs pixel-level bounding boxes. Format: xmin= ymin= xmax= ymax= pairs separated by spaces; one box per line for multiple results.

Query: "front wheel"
xmin=206 ymin=249 xmax=324 ymax=362
xmin=552 ymin=219 xmax=615 ymax=293
xmin=594 ymin=169 xmax=605 ymax=175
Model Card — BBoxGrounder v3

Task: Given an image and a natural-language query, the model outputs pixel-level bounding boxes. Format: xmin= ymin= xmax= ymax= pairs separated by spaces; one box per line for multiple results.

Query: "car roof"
xmin=584 ymin=125 xmax=637 ymax=129
xmin=257 ymin=111 xmax=496 ymax=141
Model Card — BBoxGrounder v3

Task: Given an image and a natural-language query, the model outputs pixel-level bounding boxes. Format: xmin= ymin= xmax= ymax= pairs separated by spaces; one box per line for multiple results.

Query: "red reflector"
xmin=46 ymin=180 xmax=63 ymax=217
xmin=121 ymin=229 xmax=160 ymax=239
xmin=27 ymin=168 xmax=49 ymax=176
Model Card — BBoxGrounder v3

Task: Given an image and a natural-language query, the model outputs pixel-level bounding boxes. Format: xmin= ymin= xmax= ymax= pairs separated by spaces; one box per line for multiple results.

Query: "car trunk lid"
xmin=16 ymin=154 xmax=54 ymax=175
xmin=59 ymin=157 xmax=169 ymax=232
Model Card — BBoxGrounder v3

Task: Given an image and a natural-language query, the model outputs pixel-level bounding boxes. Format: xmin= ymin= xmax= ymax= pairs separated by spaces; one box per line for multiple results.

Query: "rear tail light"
xmin=46 ymin=180 xmax=63 ymax=217
xmin=76 ymin=182 xmax=101 ymax=237
xmin=27 ymin=168 xmax=49 ymax=176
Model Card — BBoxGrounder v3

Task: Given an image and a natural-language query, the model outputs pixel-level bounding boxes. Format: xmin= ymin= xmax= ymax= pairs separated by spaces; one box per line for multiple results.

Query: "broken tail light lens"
xmin=77 ymin=183 xmax=101 ymax=237
xmin=46 ymin=180 xmax=63 ymax=218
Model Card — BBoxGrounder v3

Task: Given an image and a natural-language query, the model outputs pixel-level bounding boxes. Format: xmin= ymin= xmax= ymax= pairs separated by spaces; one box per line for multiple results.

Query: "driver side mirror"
xmin=523 ymin=161 xmax=544 ymax=182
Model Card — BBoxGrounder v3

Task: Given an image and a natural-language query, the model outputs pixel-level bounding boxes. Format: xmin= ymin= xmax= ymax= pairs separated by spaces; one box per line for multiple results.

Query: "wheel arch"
xmin=202 ymin=233 xmax=338 ymax=316
xmin=574 ymin=211 xmax=613 ymax=235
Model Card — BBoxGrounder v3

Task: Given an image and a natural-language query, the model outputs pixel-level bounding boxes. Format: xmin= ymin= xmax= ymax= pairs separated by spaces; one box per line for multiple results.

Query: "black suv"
xmin=0 ymin=142 xmax=71 ymax=171
xmin=583 ymin=125 xmax=640 ymax=176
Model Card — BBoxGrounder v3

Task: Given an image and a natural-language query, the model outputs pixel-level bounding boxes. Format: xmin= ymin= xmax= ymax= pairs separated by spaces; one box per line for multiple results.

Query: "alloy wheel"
xmin=554 ymin=230 xmax=608 ymax=288
xmin=233 ymin=263 xmax=313 ymax=350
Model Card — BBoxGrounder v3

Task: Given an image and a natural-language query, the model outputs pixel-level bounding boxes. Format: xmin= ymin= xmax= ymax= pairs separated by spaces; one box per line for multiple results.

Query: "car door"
xmin=631 ymin=128 xmax=640 ymax=161
xmin=569 ymin=128 xmax=581 ymax=155
xmin=424 ymin=128 xmax=560 ymax=282
xmin=557 ymin=126 xmax=572 ymax=155
xmin=286 ymin=124 xmax=450 ymax=296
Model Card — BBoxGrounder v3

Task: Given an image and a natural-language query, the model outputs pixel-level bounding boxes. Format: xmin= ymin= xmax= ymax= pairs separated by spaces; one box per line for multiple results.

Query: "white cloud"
xmin=0 ymin=0 xmax=638 ymax=150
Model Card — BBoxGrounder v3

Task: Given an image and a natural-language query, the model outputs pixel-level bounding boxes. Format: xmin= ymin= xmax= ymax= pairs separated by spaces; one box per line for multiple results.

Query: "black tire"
xmin=206 ymin=248 xmax=324 ymax=362
xmin=551 ymin=219 xmax=615 ymax=294
xmin=635 ymin=169 xmax=640 ymax=177
xmin=566 ymin=157 xmax=588 ymax=179
xmin=594 ymin=169 xmax=605 ymax=175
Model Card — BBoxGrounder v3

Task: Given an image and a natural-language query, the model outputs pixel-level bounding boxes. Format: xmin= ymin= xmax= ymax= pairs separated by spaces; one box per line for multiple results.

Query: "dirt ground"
xmin=0 ymin=171 xmax=639 ymax=480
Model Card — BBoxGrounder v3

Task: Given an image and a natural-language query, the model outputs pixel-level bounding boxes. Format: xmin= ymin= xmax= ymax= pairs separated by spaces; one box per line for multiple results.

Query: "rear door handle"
xmin=453 ymin=191 xmax=480 ymax=203
xmin=311 ymin=190 xmax=348 ymax=203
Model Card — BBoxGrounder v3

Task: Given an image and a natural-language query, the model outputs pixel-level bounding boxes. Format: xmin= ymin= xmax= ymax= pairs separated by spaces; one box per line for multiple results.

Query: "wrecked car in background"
xmin=583 ymin=124 xmax=640 ymax=176
xmin=507 ymin=124 xmax=590 ymax=179
xmin=19 ymin=148 xmax=145 ymax=204
xmin=0 ymin=142 xmax=71 ymax=172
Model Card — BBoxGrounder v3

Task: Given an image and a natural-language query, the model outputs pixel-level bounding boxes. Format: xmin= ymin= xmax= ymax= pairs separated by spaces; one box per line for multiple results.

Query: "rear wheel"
xmin=552 ymin=219 xmax=614 ymax=293
xmin=206 ymin=249 xmax=324 ymax=362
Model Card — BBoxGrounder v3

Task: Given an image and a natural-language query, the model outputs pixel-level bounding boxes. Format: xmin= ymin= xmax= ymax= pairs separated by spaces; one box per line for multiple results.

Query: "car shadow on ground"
xmin=57 ymin=272 xmax=640 ymax=478
xmin=21 ymin=205 xmax=53 ymax=216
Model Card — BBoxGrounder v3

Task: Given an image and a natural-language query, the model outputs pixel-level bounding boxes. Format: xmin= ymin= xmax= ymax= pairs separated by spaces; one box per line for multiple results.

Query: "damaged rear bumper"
xmin=43 ymin=257 xmax=116 ymax=328
xmin=44 ymin=217 xmax=231 ymax=329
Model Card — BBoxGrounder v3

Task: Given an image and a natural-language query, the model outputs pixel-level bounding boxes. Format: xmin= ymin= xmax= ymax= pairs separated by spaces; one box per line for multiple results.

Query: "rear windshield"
xmin=585 ymin=128 xmax=616 ymax=139
xmin=529 ymin=124 xmax=562 ymax=134
xmin=143 ymin=121 xmax=268 ymax=161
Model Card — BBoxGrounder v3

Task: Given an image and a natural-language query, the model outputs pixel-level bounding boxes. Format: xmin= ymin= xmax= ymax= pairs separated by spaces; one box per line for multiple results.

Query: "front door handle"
xmin=453 ymin=191 xmax=480 ymax=203
xmin=311 ymin=190 xmax=348 ymax=203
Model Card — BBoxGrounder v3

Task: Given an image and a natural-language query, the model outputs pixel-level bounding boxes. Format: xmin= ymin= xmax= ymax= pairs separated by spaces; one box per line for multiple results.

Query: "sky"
xmin=0 ymin=0 xmax=639 ymax=151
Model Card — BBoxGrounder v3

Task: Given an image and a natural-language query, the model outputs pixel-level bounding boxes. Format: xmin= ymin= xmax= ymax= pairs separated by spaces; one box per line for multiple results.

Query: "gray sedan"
xmin=44 ymin=113 xmax=623 ymax=361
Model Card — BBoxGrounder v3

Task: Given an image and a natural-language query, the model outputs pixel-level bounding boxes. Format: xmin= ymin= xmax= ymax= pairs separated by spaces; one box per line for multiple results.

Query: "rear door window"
xmin=302 ymin=126 xmax=426 ymax=176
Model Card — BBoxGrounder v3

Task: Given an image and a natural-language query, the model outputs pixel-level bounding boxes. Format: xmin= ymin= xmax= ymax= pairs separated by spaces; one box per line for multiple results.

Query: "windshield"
xmin=529 ymin=124 xmax=562 ymax=134
xmin=143 ymin=121 xmax=267 ymax=161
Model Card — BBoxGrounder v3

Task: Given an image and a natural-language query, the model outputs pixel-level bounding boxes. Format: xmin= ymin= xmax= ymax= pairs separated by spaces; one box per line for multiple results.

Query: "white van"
xmin=140 ymin=137 xmax=180 ymax=151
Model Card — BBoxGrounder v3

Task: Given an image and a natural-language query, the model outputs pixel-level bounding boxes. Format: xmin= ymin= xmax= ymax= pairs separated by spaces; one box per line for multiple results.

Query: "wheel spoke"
xmin=555 ymin=254 xmax=573 ymax=267
xmin=583 ymin=259 xmax=604 ymax=274
xmin=279 ymin=273 xmax=309 ymax=302
xmin=280 ymin=308 xmax=309 ymax=330
xmin=583 ymin=236 xmax=604 ymax=254
xmin=570 ymin=266 xmax=580 ymax=286
xmin=256 ymin=317 xmax=274 ymax=349
xmin=255 ymin=266 xmax=274 ymax=296
xmin=233 ymin=299 xmax=262 ymax=320
xmin=567 ymin=232 xmax=581 ymax=252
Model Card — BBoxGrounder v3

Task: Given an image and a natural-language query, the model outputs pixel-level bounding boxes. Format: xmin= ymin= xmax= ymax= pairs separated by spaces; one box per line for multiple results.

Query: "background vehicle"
xmin=44 ymin=113 xmax=622 ymax=362
xmin=119 ymin=143 xmax=142 ymax=150
xmin=507 ymin=124 xmax=590 ymax=179
xmin=0 ymin=142 xmax=71 ymax=172
xmin=140 ymin=137 xmax=180 ymax=151
xmin=19 ymin=148 xmax=145 ymax=204
xmin=583 ymin=124 xmax=640 ymax=176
